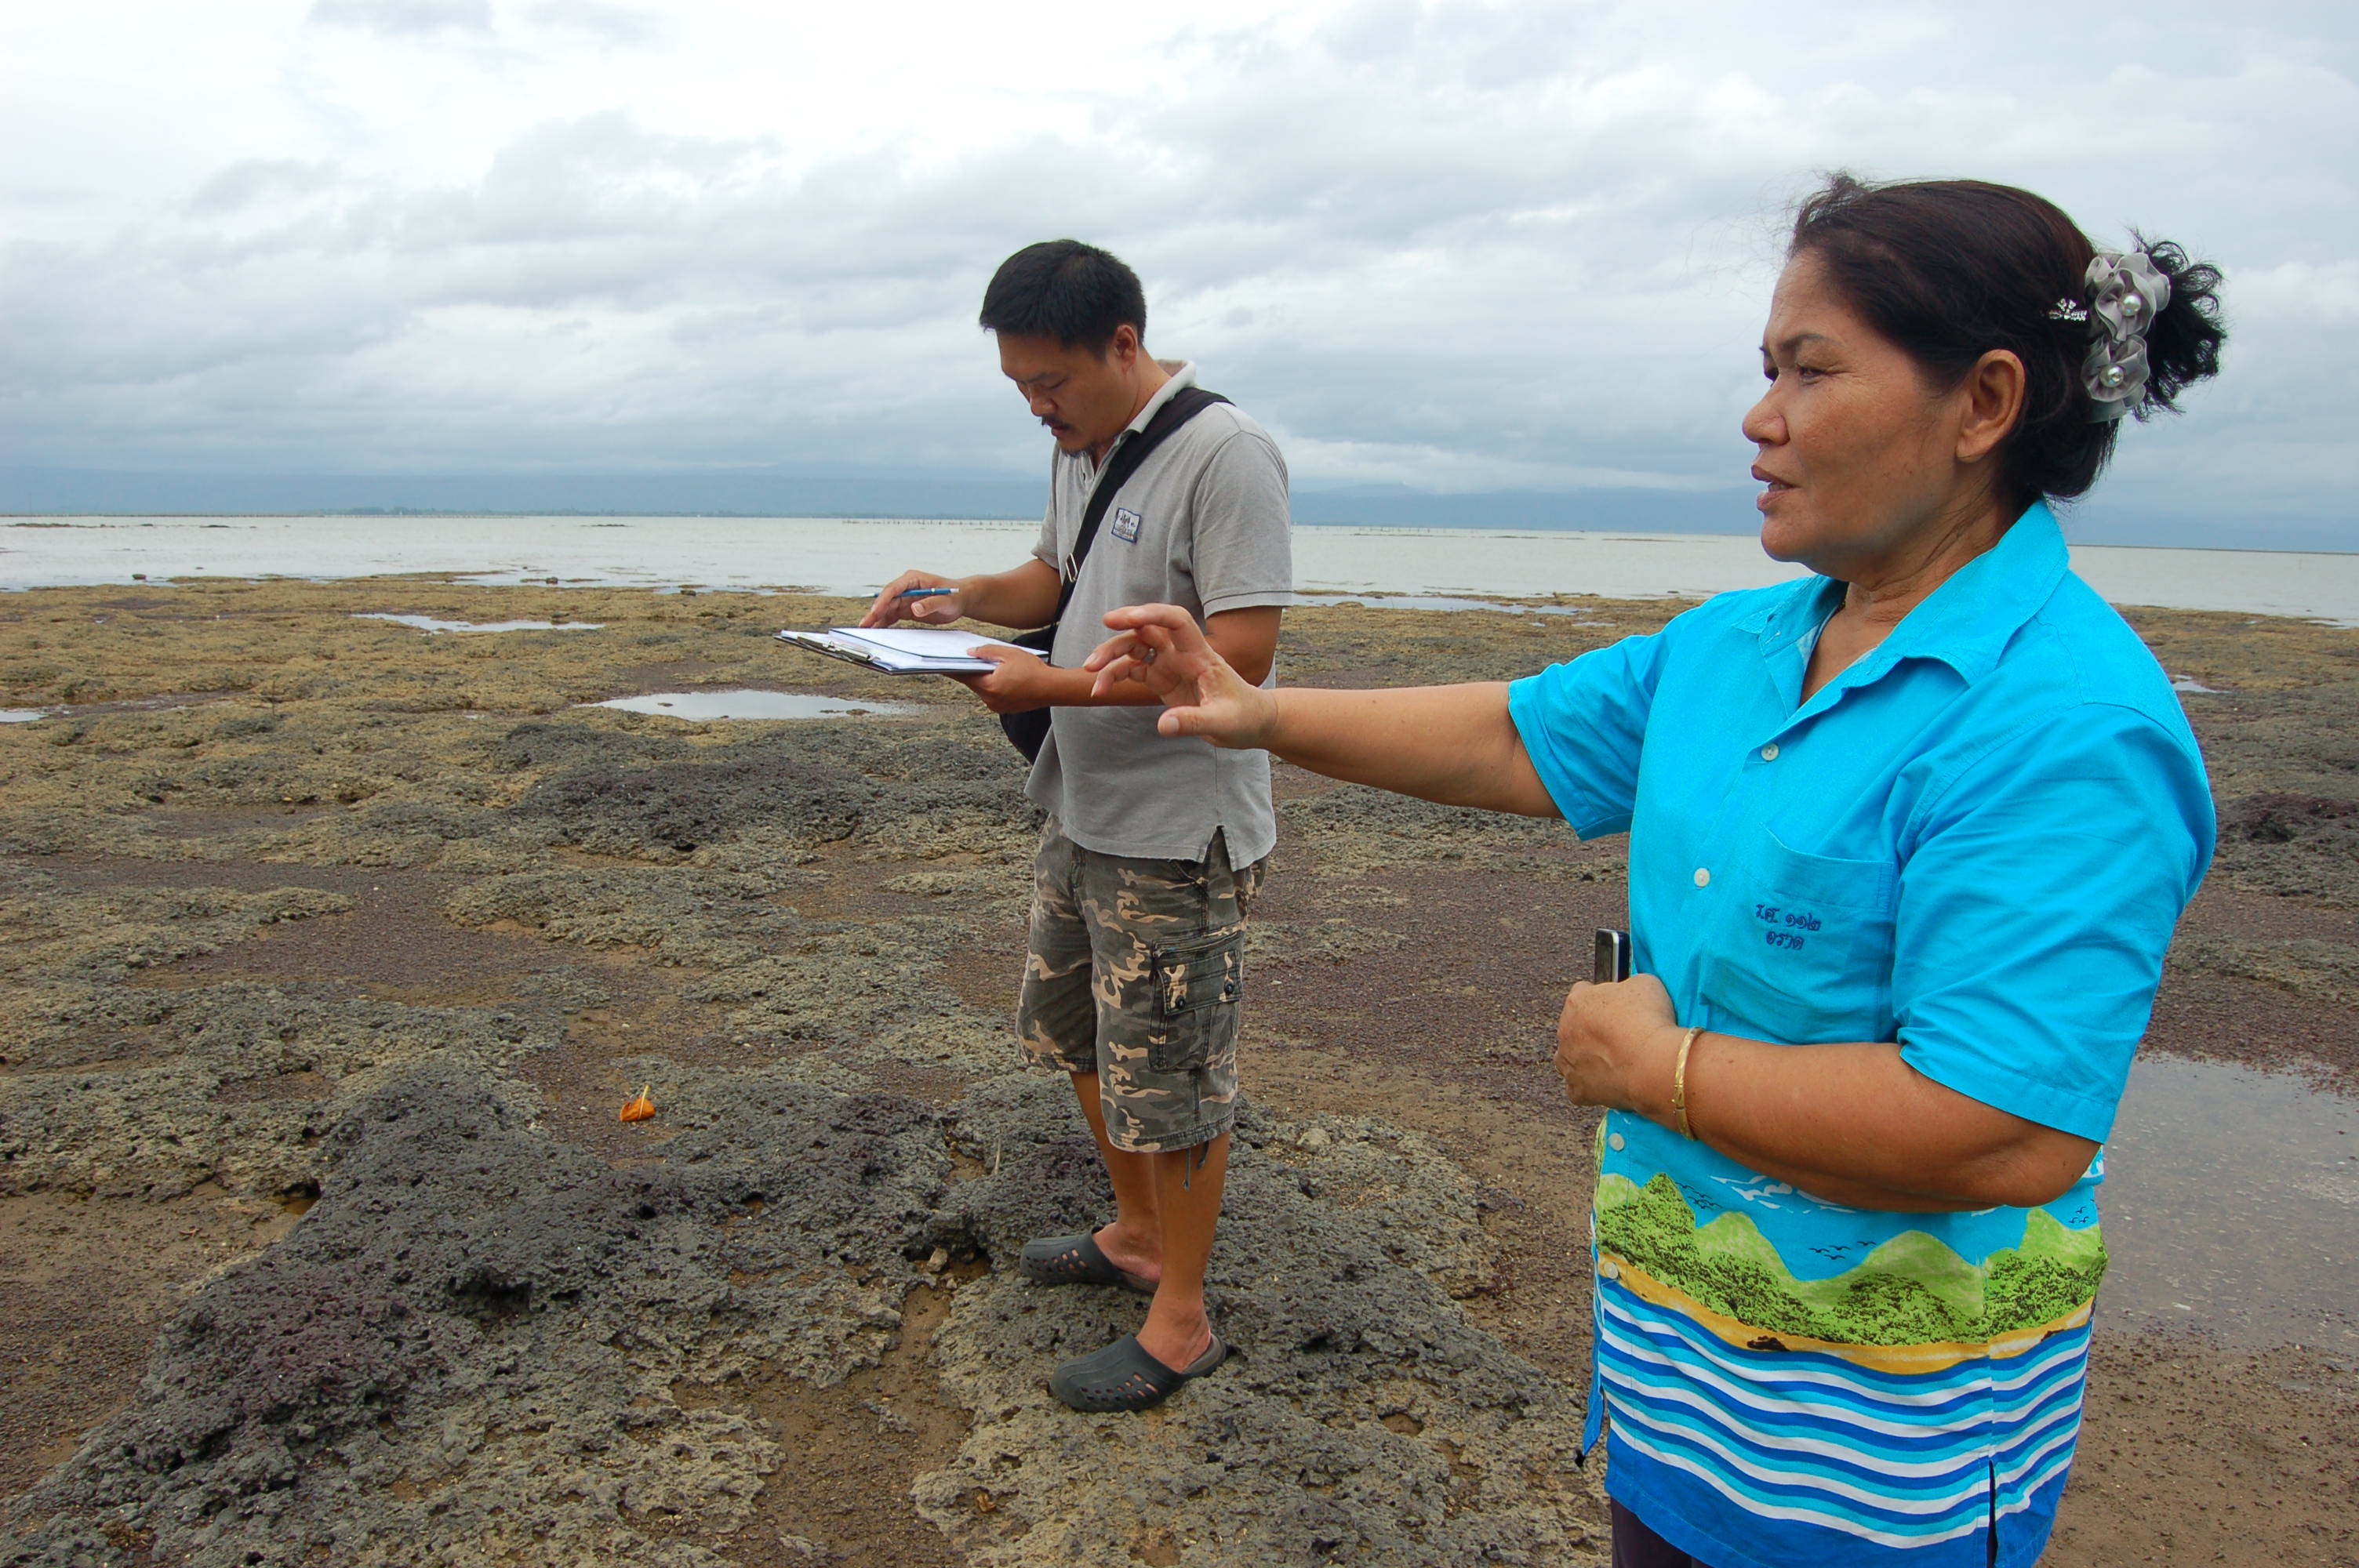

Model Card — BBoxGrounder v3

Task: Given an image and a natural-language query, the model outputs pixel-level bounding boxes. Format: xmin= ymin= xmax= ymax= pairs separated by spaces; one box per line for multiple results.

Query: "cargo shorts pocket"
xmin=1147 ymin=924 xmax=1245 ymax=1073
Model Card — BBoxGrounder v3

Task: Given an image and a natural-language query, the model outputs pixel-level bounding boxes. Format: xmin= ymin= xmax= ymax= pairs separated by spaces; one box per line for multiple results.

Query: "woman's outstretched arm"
xmin=1087 ymin=603 xmax=1560 ymax=818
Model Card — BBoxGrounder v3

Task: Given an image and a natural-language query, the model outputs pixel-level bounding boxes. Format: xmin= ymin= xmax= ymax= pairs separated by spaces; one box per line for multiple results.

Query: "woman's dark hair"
xmin=978 ymin=239 xmax=1147 ymax=357
xmin=1789 ymin=173 xmax=2226 ymax=506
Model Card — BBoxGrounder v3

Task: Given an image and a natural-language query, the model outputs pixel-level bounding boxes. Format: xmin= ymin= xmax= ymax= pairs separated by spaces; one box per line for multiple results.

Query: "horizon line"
xmin=5 ymin=511 xmax=2353 ymax=557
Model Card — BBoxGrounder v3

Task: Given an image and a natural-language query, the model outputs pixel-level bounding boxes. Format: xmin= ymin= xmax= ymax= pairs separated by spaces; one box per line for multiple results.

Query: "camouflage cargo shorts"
xmin=1017 ymin=818 xmax=1267 ymax=1154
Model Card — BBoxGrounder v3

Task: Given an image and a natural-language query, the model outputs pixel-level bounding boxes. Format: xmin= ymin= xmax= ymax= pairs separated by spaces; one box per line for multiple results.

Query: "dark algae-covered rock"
xmin=8 ymin=1058 xmax=954 ymax=1567
xmin=7 ymin=1058 xmax=1607 ymax=1568
xmin=2208 ymin=792 xmax=2359 ymax=907
xmin=513 ymin=750 xmax=870 ymax=857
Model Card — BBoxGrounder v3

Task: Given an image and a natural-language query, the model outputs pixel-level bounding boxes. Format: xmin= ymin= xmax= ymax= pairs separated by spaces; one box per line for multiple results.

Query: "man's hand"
xmin=953 ymin=644 xmax=1063 ymax=714
xmin=1084 ymin=604 xmax=1279 ymax=748
xmin=861 ymin=571 xmax=966 ymax=628
xmin=1553 ymin=972 xmax=1681 ymax=1118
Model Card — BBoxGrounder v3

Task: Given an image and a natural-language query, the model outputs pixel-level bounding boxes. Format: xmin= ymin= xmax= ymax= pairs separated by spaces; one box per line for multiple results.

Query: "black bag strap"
xmin=1050 ymin=385 xmax=1231 ymax=630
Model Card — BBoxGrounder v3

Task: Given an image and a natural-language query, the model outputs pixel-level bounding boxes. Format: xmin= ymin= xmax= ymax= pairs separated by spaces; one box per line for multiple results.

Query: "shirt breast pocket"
xmin=1699 ymin=830 xmax=1896 ymax=1045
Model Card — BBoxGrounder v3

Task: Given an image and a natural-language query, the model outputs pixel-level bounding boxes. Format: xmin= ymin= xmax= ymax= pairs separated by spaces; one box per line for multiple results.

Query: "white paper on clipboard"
xmin=776 ymin=626 xmax=1029 ymax=673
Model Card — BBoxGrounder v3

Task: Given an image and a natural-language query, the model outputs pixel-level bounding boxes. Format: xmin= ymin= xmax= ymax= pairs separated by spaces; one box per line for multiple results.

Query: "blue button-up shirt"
xmin=1507 ymin=503 xmax=2213 ymax=1568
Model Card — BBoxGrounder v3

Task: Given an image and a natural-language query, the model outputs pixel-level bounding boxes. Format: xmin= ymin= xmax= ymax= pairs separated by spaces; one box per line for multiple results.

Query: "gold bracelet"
xmin=1671 ymin=1025 xmax=1703 ymax=1140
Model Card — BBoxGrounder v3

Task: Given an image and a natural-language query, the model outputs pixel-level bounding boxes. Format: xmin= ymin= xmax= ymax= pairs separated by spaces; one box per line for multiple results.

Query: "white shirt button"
xmin=1693 ymin=867 xmax=1710 ymax=887
xmin=1608 ymin=1132 xmax=1626 ymax=1152
xmin=1761 ymin=742 xmax=1780 ymax=761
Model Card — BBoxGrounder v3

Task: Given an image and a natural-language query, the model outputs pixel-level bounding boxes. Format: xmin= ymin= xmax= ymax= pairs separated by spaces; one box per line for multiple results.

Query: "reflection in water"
xmin=587 ymin=690 xmax=914 ymax=720
xmin=2099 ymin=1054 xmax=2357 ymax=1348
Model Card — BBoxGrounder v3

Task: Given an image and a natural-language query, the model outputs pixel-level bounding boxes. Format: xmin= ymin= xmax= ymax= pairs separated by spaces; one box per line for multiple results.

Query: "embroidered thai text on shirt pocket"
xmin=1703 ymin=829 xmax=1897 ymax=1044
xmin=1147 ymin=925 xmax=1245 ymax=1072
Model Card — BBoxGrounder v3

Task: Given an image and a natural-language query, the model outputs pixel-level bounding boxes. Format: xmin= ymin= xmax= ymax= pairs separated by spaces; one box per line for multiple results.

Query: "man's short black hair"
xmin=978 ymin=240 xmax=1146 ymax=356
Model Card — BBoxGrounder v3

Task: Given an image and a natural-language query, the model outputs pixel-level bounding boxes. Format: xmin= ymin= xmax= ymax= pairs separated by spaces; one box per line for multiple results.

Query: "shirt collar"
xmin=1080 ymin=361 xmax=1198 ymax=475
xmin=1742 ymin=500 xmax=2070 ymax=687
xmin=1129 ymin=360 xmax=1197 ymax=431
xmin=1869 ymin=500 xmax=2070 ymax=684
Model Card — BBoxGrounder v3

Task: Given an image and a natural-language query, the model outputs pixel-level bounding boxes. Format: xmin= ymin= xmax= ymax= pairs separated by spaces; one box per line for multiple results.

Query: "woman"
xmin=1084 ymin=176 xmax=2226 ymax=1568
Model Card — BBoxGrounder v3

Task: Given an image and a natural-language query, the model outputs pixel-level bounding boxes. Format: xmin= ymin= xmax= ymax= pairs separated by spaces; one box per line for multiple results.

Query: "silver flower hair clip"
xmin=2075 ymin=250 xmax=2172 ymax=422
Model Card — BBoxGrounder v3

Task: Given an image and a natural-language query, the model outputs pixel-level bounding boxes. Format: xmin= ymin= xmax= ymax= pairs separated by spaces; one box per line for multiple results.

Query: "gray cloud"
xmin=4 ymin=0 xmax=2355 ymax=546
xmin=187 ymin=160 xmax=342 ymax=215
xmin=308 ymin=0 xmax=493 ymax=35
xmin=520 ymin=1 xmax=663 ymax=45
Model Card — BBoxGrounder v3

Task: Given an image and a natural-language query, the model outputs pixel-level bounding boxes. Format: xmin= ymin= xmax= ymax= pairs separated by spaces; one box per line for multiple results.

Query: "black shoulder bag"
xmin=1000 ymin=386 xmax=1230 ymax=762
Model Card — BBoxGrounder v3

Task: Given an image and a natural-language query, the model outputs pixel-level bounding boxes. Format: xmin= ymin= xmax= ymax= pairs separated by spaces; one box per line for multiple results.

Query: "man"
xmin=862 ymin=239 xmax=1291 ymax=1411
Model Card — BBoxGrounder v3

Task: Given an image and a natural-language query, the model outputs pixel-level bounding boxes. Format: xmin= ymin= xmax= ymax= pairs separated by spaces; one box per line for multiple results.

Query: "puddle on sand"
xmin=358 ymin=613 xmax=603 ymax=633
xmin=587 ymin=690 xmax=914 ymax=720
xmin=2099 ymin=1054 xmax=2357 ymax=1349
xmin=1299 ymin=593 xmax=1590 ymax=615
xmin=2 ymin=692 xmax=231 ymax=723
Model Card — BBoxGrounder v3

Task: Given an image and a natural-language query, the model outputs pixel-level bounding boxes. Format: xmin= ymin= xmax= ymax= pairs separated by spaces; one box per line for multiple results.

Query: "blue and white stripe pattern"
xmin=1593 ymin=1271 xmax=2089 ymax=1568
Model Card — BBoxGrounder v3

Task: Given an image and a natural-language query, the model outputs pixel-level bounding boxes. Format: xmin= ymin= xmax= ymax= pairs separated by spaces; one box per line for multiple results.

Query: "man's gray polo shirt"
xmin=1027 ymin=361 xmax=1293 ymax=864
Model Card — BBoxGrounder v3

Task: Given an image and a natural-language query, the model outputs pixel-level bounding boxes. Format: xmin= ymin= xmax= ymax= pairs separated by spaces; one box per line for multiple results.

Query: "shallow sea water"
xmin=587 ymin=690 xmax=915 ymax=720
xmin=1296 ymin=592 xmax=1592 ymax=614
xmin=2100 ymin=1055 xmax=2357 ymax=1349
xmin=5 ymin=515 xmax=2356 ymax=620
xmin=358 ymin=612 xmax=603 ymax=633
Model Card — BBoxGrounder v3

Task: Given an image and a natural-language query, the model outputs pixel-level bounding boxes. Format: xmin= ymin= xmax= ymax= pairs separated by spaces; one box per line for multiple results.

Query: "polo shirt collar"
xmin=1129 ymin=359 xmax=1198 ymax=430
xmin=1085 ymin=361 xmax=1198 ymax=476
xmin=1744 ymin=501 xmax=2070 ymax=691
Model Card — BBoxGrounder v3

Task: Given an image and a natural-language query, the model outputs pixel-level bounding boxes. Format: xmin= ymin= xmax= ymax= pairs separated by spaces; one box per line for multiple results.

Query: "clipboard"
xmin=776 ymin=626 xmax=1027 ymax=674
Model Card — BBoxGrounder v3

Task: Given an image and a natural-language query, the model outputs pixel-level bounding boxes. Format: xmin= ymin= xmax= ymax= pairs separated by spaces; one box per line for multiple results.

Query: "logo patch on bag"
xmin=1111 ymin=506 xmax=1143 ymax=543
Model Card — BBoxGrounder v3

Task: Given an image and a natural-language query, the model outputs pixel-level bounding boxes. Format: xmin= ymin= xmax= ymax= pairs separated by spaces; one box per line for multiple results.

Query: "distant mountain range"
xmin=3 ymin=466 xmax=2347 ymax=550
xmin=0 ymin=465 xmax=1761 ymax=534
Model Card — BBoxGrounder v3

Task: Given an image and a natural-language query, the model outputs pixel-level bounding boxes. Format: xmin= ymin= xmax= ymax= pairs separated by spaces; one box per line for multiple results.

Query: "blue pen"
xmin=897 ymin=586 xmax=955 ymax=600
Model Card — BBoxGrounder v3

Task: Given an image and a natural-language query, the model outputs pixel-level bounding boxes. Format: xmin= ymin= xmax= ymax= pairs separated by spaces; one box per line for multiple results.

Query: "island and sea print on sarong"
xmin=1591 ymin=1109 xmax=2106 ymax=1564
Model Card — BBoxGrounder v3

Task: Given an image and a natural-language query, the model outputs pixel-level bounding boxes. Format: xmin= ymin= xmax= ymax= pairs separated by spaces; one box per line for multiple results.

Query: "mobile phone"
xmin=1593 ymin=928 xmax=1633 ymax=985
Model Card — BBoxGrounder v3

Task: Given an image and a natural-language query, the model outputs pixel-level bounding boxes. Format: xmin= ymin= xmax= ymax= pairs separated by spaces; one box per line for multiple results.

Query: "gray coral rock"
xmin=9 ymin=1057 xmax=1608 ymax=1568
xmin=6 ymin=1059 xmax=950 ymax=1568
xmin=921 ymin=1075 xmax=1608 ymax=1566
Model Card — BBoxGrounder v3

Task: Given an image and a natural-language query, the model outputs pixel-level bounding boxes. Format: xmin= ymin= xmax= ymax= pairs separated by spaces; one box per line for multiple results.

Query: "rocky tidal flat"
xmin=1 ymin=579 xmax=2353 ymax=1567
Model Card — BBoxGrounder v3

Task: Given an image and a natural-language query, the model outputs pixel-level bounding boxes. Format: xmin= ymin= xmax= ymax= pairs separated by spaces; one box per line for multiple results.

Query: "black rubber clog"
xmin=1017 ymin=1230 xmax=1157 ymax=1294
xmin=1049 ymin=1333 xmax=1227 ymax=1413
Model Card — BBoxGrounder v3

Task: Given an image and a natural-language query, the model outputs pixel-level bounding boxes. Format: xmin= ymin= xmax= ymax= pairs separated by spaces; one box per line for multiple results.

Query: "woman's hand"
xmin=1085 ymin=604 xmax=1279 ymax=748
xmin=1554 ymin=972 xmax=1683 ymax=1121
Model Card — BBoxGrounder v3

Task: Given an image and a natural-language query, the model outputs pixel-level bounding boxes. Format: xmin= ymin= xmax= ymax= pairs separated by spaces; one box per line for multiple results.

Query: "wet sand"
xmin=1 ymin=579 xmax=2352 ymax=1566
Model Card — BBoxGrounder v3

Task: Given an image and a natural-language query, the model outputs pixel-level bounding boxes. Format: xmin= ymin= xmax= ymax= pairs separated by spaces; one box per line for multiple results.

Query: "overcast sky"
xmin=3 ymin=0 xmax=2354 ymax=545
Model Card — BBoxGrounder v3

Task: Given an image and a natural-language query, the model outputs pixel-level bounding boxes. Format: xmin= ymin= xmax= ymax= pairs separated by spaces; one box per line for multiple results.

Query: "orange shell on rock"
xmin=619 ymin=1085 xmax=656 ymax=1123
